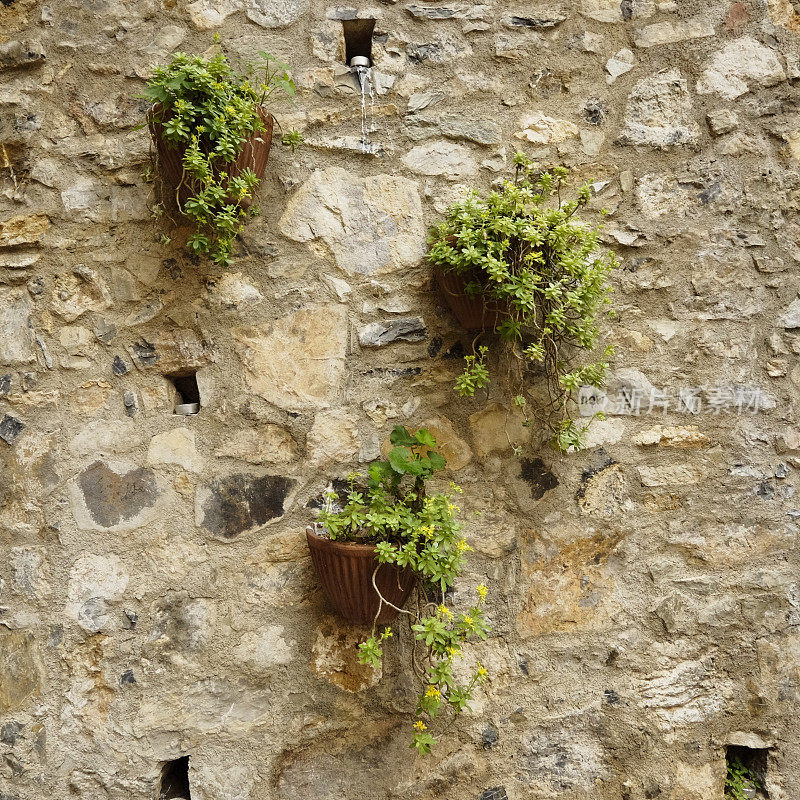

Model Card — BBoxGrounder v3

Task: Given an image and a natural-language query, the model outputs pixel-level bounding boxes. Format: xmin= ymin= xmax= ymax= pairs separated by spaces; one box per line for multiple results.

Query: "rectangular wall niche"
xmin=159 ymin=756 xmax=191 ymax=800
xmin=726 ymin=745 xmax=770 ymax=797
xmin=167 ymin=372 xmax=200 ymax=416
xmin=342 ymin=18 xmax=375 ymax=66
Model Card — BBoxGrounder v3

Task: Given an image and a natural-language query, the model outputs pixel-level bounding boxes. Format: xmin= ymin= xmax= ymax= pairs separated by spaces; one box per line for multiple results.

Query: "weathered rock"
xmin=580 ymin=0 xmax=654 ymax=22
xmin=780 ymin=298 xmax=800 ymax=328
xmin=0 ymin=40 xmax=45 ymax=70
xmin=215 ymin=426 xmax=298 ymax=464
xmin=280 ymin=168 xmax=424 ymax=275
xmin=66 ymin=553 xmax=129 ymax=632
xmin=246 ymin=0 xmax=309 ymax=28
xmin=69 ymin=460 xmax=164 ymax=531
xmin=707 ymin=107 xmax=739 ymax=136
xmin=204 ymin=272 xmax=263 ymax=309
xmin=196 ymin=474 xmax=295 ymax=539
xmin=148 ymin=428 xmax=203 ymax=473
xmin=634 ymin=19 xmax=715 ymax=48
xmin=402 ymin=141 xmax=478 ymax=178
xmin=185 ymin=0 xmax=239 ymax=29
xmin=307 ymin=409 xmax=360 ymax=466
xmin=233 ymin=625 xmax=295 ymax=671
xmin=358 ymin=317 xmax=426 ymax=347
xmin=697 ymin=37 xmax=785 ymax=100
xmin=311 ymin=619 xmax=381 ymax=692
xmin=638 ymin=463 xmax=706 ymax=486
xmin=0 ymin=214 xmax=48 ymax=247
xmin=0 ymin=632 xmax=42 ymax=711
xmin=515 ymin=111 xmax=578 ymax=144
xmin=232 ymin=304 xmax=348 ymax=411
xmin=0 ymin=289 xmax=34 ymax=365
xmin=50 ymin=269 xmax=112 ymax=322
xmin=469 ymin=403 xmax=531 ymax=457
xmin=606 ymin=49 xmax=635 ymax=83
xmin=619 ymin=69 xmax=699 ymax=148
xmin=0 ymin=414 xmax=25 ymax=445
xmin=632 ymin=425 xmax=709 ymax=448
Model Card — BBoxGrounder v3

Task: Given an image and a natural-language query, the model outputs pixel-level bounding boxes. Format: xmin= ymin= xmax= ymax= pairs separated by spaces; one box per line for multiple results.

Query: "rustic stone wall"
xmin=2 ymin=0 xmax=800 ymax=798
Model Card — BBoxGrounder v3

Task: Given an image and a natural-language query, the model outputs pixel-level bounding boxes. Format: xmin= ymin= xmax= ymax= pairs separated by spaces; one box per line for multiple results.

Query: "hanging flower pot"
xmin=147 ymin=104 xmax=274 ymax=211
xmin=306 ymin=526 xmax=415 ymax=625
xmin=434 ymin=265 xmax=508 ymax=332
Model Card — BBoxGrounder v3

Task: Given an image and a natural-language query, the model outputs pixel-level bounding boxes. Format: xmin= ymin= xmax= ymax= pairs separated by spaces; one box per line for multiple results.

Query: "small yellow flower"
xmin=464 ymin=616 xmax=474 ymax=626
xmin=413 ymin=721 xmax=427 ymax=731
xmin=382 ymin=626 xmax=393 ymax=638
xmin=477 ymin=583 xmax=488 ymax=601
xmin=438 ymin=604 xmax=453 ymax=619
xmin=477 ymin=664 xmax=488 ymax=679
xmin=457 ymin=538 xmax=472 ymax=552
xmin=446 ymin=645 xmax=462 ymax=657
xmin=425 ymin=686 xmax=441 ymax=699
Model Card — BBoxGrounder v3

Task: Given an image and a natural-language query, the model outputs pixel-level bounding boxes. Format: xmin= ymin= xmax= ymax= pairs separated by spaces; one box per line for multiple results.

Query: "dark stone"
xmin=119 ymin=669 xmax=136 ymax=686
xmin=698 ymin=181 xmax=720 ymax=205
xmin=575 ymin=451 xmax=615 ymax=504
xmin=584 ymin=98 xmax=606 ymax=126
xmin=757 ymin=481 xmax=775 ymax=499
xmin=0 ymin=375 xmax=11 ymax=396
xmin=20 ymin=372 xmax=35 ymax=391
xmin=200 ymin=474 xmax=295 ymax=539
xmin=359 ymin=317 xmax=427 ymax=347
xmin=407 ymin=5 xmax=461 ymax=19
xmin=520 ymin=458 xmax=558 ymax=500
xmin=444 ymin=340 xmax=465 ymax=359
xmin=123 ymin=390 xmax=138 ymax=417
xmin=0 ymin=415 xmax=24 ymax=445
xmin=14 ymin=113 xmax=41 ymax=131
xmin=479 ymin=788 xmax=508 ymax=800
xmin=620 ymin=0 xmax=633 ymax=19
xmin=482 ymin=727 xmax=499 ymax=749
xmin=508 ymin=13 xmax=566 ymax=27
xmin=123 ymin=610 xmax=138 ymax=629
xmin=77 ymin=461 xmax=160 ymax=528
xmin=427 ymin=336 xmax=443 ymax=358
xmin=604 ymin=688 xmax=621 ymax=705
xmin=112 ymin=355 xmax=129 ymax=376
xmin=408 ymin=43 xmax=442 ymax=63
xmin=132 ymin=339 xmax=158 ymax=367
xmin=0 ymin=721 xmax=21 ymax=745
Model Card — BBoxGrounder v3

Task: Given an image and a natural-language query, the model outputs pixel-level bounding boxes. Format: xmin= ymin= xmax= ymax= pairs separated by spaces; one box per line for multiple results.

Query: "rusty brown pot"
xmin=435 ymin=266 xmax=508 ymax=332
xmin=306 ymin=526 xmax=416 ymax=625
xmin=146 ymin=103 xmax=274 ymax=211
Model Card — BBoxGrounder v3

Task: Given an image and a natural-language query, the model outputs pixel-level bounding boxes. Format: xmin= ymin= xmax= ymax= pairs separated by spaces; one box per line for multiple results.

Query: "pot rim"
xmin=306 ymin=525 xmax=383 ymax=558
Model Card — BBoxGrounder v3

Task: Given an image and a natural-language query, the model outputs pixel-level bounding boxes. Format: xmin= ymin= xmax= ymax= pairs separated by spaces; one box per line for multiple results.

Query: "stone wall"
xmin=2 ymin=0 xmax=800 ymax=798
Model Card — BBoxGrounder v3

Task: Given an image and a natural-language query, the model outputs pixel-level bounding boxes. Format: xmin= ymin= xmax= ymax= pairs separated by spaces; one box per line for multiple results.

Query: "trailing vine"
xmin=427 ymin=152 xmax=617 ymax=452
xmin=142 ymin=45 xmax=299 ymax=266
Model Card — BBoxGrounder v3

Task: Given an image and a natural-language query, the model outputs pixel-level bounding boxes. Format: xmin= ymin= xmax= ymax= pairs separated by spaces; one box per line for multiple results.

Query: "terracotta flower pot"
xmin=146 ymin=103 xmax=274 ymax=211
xmin=435 ymin=266 xmax=508 ymax=332
xmin=306 ymin=526 xmax=416 ymax=625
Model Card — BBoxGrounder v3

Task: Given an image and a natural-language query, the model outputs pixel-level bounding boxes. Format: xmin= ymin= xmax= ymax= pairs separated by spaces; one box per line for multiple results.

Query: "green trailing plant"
xmin=427 ymin=152 xmax=617 ymax=452
xmin=725 ymin=756 xmax=762 ymax=799
xmin=141 ymin=45 xmax=300 ymax=266
xmin=317 ymin=426 xmax=491 ymax=755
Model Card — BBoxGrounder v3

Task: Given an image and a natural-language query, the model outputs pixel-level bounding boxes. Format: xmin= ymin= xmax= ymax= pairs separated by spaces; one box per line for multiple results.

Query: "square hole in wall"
xmin=166 ymin=372 xmax=200 ymax=415
xmin=725 ymin=745 xmax=769 ymax=798
xmin=342 ymin=18 xmax=375 ymax=66
xmin=159 ymin=755 xmax=191 ymax=800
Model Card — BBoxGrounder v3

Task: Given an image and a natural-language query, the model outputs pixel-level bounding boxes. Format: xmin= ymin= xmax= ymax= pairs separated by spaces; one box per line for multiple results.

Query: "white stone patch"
xmin=634 ymin=19 xmax=715 ymax=48
xmin=204 ymin=272 xmax=263 ymax=309
xmin=697 ymin=37 xmax=785 ymax=100
xmin=0 ymin=289 xmax=35 ymax=365
xmin=246 ymin=0 xmax=308 ymax=27
xmin=148 ymin=428 xmax=203 ymax=473
xmin=66 ymin=553 xmax=129 ymax=632
xmin=514 ymin=111 xmax=578 ymax=144
xmin=185 ymin=0 xmax=240 ymax=30
xmin=402 ymin=141 xmax=478 ymax=179
xmin=279 ymin=168 xmax=424 ymax=275
xmin=233 ymin=626 xmax=295 ymax=672
xmin=307 ymin=409 xmax=360 ymax=466
xmin=606 ymin=48 xmax=635 ymax=83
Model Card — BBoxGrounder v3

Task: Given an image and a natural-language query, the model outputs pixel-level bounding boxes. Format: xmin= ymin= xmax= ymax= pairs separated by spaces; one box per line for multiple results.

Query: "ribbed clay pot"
xmin=435 ymin=266 xmax=508 ymax=331
xmin=146 ymin=104 xmax=274 ymax=211
xmin=306 ymin=526 xmax=416 ymax=625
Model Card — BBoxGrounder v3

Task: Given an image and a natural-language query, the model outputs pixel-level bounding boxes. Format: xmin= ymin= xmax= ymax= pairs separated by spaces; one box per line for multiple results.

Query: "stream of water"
xmin=353 ymin=65 xmax=376 ymax=154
